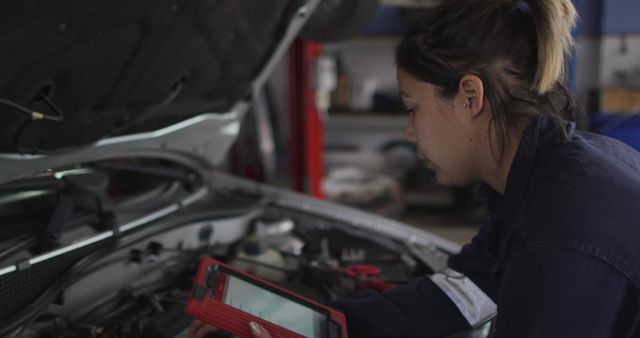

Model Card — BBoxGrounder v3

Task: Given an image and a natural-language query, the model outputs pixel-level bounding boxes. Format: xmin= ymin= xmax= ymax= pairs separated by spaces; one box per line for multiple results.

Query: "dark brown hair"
xmin=395 ymin=0 xmax=579 ymax=160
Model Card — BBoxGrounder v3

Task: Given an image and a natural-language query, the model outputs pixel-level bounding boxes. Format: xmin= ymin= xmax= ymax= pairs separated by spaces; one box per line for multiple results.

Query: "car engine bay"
xmin=16 ymin=209 xmax=430 ymax=338
xmin=0 ymin=158 xmax=445 ymax=338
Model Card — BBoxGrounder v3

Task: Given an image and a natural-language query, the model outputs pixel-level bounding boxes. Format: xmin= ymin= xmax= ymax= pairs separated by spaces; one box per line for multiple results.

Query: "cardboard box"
xmin=601 ymin=87 xmax=640 ymax=114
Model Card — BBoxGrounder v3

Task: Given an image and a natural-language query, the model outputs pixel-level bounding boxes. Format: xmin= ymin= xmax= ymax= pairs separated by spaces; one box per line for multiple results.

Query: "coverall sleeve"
xmin=493 ymin=247 xmax=639 ymax=338
xmin=330 ymin=224 xmax=500 ymax=338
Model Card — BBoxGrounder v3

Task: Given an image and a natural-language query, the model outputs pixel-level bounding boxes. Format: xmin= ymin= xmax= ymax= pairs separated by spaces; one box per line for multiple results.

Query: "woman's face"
xmin=397 ymin=68 xmax=483 ymax=186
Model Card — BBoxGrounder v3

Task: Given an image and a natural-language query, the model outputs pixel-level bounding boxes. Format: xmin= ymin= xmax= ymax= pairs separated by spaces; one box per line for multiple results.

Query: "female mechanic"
xmin=189 ymin=0 xmax=640 ymax=337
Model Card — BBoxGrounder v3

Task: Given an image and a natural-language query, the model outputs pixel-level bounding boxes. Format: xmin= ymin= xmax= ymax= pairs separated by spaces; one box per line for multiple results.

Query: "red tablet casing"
xmin=185 ymin=256 xmax=348 ymax=338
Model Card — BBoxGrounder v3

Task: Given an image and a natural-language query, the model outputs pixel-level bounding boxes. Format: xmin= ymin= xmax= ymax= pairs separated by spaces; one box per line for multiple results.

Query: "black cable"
xmin=6 ymin=93 xmax=65 ymax=152
xmin=107 ymin=81 xmax=184 ymax=137
xmin=35 ymin=92 xmax=64 ymax=122
xmin=0 ymin=94 xmax=64 ymax=122
xmin=0 ymin=98 xmax=37 ymax=120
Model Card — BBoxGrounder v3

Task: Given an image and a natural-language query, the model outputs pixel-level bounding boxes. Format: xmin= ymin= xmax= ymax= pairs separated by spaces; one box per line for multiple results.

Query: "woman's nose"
xmin=405 ymin=121 xmax=416 ymax=143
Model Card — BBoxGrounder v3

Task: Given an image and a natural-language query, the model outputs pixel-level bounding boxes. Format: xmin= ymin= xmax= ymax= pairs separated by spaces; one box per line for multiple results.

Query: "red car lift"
xmin=288 ymin=39 xmax=324 ymax=199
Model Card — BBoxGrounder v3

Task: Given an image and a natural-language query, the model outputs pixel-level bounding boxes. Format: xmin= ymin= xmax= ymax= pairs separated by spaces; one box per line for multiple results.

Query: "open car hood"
xmin=0 ymin=0 xmax=318 ymax=181
xmin=0 ymin=3 xmax=480 ymax=336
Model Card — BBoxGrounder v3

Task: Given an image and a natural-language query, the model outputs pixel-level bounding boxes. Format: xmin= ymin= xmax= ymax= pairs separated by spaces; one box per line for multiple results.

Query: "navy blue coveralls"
xmin=331 ymin=115 xmax=640 ymax=337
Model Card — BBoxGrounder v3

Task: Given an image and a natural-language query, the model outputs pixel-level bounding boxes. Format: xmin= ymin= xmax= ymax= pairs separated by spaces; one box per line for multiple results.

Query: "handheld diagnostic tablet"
xmin=185 ymin=256 xmax=348 ymax=338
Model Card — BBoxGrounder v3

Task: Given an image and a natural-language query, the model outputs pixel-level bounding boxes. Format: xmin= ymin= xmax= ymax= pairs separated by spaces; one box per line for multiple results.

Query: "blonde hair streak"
xmin=529 ymin=0 xmax=578 ymax=94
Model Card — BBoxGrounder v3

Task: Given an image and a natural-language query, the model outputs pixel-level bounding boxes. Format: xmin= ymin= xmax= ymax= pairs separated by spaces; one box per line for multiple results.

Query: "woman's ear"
xmin=458 ymin=74 xmax=484 ymax=118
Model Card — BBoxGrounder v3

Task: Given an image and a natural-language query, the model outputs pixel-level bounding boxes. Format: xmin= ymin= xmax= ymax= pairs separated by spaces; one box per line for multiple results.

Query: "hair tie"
xmin=514 ymin=0 xmax=532 ymax=14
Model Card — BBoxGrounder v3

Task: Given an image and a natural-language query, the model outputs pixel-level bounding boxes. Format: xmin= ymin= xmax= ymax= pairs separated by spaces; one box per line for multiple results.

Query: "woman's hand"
xmin=248 ymin=321 xmax=272 ymax=338
xmin=187 ymin=319 xmax=218 ymax=338
xmin=187 ymin=319 xmax=272 ymax=338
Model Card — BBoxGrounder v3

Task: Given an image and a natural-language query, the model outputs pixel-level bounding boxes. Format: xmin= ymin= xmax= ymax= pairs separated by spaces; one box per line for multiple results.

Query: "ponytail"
xmin=527 ymin=0 xmax=578 ymax=94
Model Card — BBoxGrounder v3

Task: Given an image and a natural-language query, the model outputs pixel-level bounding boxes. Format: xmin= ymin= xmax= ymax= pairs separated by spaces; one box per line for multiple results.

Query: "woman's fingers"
xmin=188 ymin=319 xmax=271 ymax=338
xmin=187 ymin=319 xmax=202 ymax=337
xmin=193 ymin=324 xmax=220 ymax=338
xmin=249 ymin=321 xmax=272 ymax=338
xmin=187 ymin=320 xmax=220 ymax=338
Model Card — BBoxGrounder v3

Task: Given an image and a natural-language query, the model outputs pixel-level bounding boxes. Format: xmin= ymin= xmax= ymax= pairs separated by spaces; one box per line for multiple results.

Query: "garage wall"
xmin=602 ymin=0 xmax=640 ymax=34
xmin=600 ymin=36 xmax=640 ymax=87
xmin=323 ymin=38 xmax=399 ymax=111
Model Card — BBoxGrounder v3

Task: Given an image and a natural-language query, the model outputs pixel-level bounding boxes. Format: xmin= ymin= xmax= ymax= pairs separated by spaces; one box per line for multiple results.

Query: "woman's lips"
xmin=416 ymin=151 xmax=434 ymax=168
xmin=416 ymin=154 xmax=430 ymax=164
xmin=422 ymin=157 xmax=434 ymax=168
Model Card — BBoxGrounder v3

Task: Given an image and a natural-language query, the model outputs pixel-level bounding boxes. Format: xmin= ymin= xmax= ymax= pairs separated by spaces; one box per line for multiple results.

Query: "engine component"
xmin=254 ymin=214 xmax=295 ymax=237
xmin=229 ymin=239 xmax=289 ymax=282
xmin=340 ymin=248 xmax=366 ymax=262
xmin=19 ymin=207 xmax=428 ymax=338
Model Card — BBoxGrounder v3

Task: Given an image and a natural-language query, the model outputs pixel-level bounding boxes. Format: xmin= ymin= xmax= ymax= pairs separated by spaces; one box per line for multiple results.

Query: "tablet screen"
xmin=223 ymin=274 xmax=328 ymax=337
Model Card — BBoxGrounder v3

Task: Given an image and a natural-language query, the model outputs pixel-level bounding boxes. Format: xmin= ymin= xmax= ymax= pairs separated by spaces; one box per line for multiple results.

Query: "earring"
xmin=463 ymin=103 xmax=470 ymax=108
